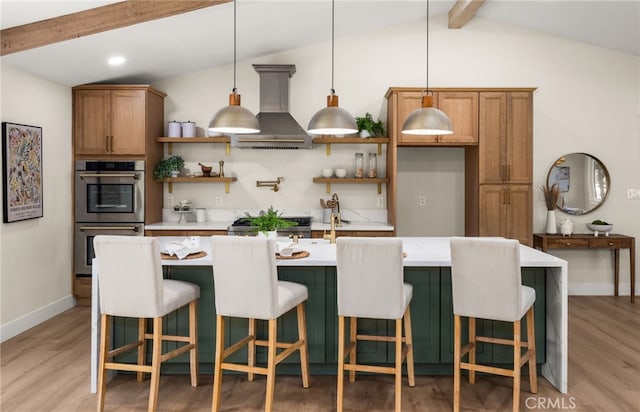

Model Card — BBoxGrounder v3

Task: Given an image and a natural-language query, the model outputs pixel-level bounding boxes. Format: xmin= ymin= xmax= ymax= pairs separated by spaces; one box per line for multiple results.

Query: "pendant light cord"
xmin=232 ymin=0 xmax=237 ymax=93
xmin=425 ymin=0 xmax=430 ymax=92
xmin=330 ymin=0 xmax=335 ymax=94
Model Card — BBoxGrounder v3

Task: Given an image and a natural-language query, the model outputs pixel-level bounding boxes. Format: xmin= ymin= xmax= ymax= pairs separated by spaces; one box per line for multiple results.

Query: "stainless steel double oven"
xmin=74 ymin=160 xmax=145 ymax=276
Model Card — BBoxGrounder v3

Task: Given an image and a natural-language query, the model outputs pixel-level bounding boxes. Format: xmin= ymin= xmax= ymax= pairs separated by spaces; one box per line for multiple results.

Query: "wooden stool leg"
xmin=97 ymin=314 xmax=110 ymax=412
xmin=453 ymin=315 xmax=461 ymax=412
xmin=189 ymin=300 xmax=199 ymax=387
xmin=468 ymin=317 xmax=476 ymax=384
xmin=137 ymin=317 xmax=146 ymax=382
xmin=404 ymin=307 xmax=415 ymax=387
xmin=527 ymin=307 xmax=538 ymax=393
xmin=265 ymin=319 xmax=277 ymax=412
xmin=212 ymin=315 xmax=225 ymax=412
xmin=394 ymin=318 xmax=402 ymax=412
xmin=337 ymin=316 xmax=346 ymax=412
xmin=348 ymin=317 xmax=357 ymax=382
xmin=248 ymin=318 xmax=256 ymax=382
xmin=512 ymin=320 xmax=522 ymax=412
xmin=148 ymin=317 xmax=162 ymax=412
xmin=297 ymin=303 xmax=310 ymax=388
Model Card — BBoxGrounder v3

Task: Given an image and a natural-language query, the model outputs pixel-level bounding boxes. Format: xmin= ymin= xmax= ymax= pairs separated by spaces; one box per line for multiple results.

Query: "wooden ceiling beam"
xmin=448 ymin=0 xmax=486 ymax=29
xmin=1 ymin=0 xmax=231 ymax=56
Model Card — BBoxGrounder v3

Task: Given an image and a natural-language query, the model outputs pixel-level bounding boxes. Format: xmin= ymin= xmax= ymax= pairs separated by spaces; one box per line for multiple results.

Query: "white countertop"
xmin=155 ymin=236 xmax=565 ymax=268
xmin=145 ymin=221 xmax=394 ymax=232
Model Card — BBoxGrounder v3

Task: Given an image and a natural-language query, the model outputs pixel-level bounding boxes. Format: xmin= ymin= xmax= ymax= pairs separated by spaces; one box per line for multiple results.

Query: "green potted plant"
xmin=247 ymin=206 xmax=296 ymax=237
xmin=355 ymin=112 xmax=385 ymax=137
xmin=154 ymin=155 xmax=185 ymax=180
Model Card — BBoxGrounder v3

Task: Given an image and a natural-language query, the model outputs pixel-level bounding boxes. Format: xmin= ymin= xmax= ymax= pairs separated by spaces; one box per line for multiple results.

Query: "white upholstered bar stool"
xmin=93 ymin=235 xmax=200 ymax=412
xmin=449 ymin=237 xmax=537 ymax=412
xmin=335 ymin=237 xmax=415 ymax=412
xmin=209 ymin=235 xmax=310 ymax=412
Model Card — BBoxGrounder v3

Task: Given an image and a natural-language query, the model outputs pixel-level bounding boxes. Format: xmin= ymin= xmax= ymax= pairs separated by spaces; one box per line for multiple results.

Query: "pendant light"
xmin=307 ymin=0 xmax=357 ymax=136
xmin=208 ymin=0 xmax=260 ymax=134
xmin=402 ymin=0 xmax=453 ymax=135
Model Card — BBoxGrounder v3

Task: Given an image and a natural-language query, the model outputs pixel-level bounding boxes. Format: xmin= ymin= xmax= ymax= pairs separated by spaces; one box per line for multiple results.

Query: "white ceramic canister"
xmin=196 ymin=208 xmax=206 ymax=223
xmin=168 ymin=121 xmax=181 ymax=137
xmin=182 ymin=121 xmax=196 ymax=138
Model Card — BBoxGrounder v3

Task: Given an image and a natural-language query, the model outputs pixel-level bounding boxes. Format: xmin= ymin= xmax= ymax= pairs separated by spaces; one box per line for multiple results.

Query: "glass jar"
xmin=367 ymin=153 xmax=377 ymax=178
xmin=355 ymin=153 xmax=364 ymax=178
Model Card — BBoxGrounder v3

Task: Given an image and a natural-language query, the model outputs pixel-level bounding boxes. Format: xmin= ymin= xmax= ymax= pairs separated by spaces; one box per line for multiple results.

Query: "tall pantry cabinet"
xmin=465 ymin=91 xmax=534 ymax=246
xmin=386 ymin=87 xmax=534 ymax=246
xmin=72 ymin=84 xmax=165 ymax=305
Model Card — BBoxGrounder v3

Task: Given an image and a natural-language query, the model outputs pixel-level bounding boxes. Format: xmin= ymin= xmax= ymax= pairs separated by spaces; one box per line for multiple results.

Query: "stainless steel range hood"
xmin=231 ymin=64 xmax=312 ymax=149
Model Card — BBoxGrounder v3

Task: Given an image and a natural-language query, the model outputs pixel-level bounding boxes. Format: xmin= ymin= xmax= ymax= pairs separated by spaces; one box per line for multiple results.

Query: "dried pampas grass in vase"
xmin=542 ymin=183 xmax=560 ymax=210
xmin=542 ymin=183 xmax=560 ymax=234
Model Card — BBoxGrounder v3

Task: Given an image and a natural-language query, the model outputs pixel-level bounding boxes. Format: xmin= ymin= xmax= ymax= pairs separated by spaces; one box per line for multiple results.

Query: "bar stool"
xmin=449 ymin=237 xmax=538 ymax=412
xmin=209 ymin=236 xmax=310 ymax=412
xmin=335 ymin=237 xmax=415 ymax=412
xmin=93 ymin=235 xmax=200 ymax=412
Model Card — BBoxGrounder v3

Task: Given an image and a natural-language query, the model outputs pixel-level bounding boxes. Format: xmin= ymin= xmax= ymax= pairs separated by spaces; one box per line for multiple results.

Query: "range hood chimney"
xmin=231 ymin=64 xmax=312 ymax=149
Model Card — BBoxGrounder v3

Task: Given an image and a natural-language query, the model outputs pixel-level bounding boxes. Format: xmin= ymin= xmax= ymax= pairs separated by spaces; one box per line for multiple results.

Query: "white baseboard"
xmin=0 ymin=295 xmax=76 ymax=343
xmin=568 ymin=282 xmax=634 ymax=296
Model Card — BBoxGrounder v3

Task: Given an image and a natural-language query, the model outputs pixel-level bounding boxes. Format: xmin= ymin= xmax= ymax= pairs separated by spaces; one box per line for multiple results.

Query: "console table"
xmin=533 ymin=233 xmax=636 ymax=303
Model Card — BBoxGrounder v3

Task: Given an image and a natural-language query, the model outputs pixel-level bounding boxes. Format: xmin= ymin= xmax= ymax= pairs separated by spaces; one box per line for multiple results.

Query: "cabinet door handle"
xmin=109 ymin=136 xmax=114 ymax=152
xmin=105 ymin=136 xmax=110 ymax=152
xmin=507 ymin=187 xmax=511 ymax=205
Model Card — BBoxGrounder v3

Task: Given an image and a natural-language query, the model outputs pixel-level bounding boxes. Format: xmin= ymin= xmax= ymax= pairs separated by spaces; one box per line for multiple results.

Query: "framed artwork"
xmin=2 ymin=122 xmax=43 ymax=223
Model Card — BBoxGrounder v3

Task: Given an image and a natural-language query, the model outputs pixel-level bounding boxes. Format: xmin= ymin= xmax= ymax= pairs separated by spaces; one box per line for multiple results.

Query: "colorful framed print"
xmin=2 ymin=122 xmax=43 ymax=223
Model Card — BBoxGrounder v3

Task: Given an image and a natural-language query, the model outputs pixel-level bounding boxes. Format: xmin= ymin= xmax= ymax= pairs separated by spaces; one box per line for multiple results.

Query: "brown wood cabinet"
xmin=72 ymin=84 xmax=166 ymax=305
xmin=478 ymin=92 xmax=532 ymax=184
xmin=73 ymin=85 xmax=166 ymax=157
xmin=311 ymin=230 xmax=393 ymax=238
xmin=145 ymin=230 xmax=227 ymax=237
xmin=385 ymin=87 xmax=535 ymax=244
xmin=466 ymin=90 xmax=534 ymax=246
xmin=477 ymin=184 xmax=532 ymax=245
xmin=385 ymin=88 xmax=478 ymax=146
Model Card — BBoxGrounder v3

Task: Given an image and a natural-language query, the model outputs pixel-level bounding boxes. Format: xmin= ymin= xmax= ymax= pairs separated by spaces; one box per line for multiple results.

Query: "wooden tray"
xmin=276 ymin=250 xmax=310 ymax=260
xmin=161 ymin=251 xmax=207 ymax=260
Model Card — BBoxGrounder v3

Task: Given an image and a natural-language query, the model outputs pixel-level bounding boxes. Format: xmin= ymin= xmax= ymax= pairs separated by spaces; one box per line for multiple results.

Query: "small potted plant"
xmin=355 ymin=112 xmax=385 ymax=138
xmin=248 ymin=206 xmax=296 ymax=238
xmin=154 ymin=155 xmax=185 ymax=180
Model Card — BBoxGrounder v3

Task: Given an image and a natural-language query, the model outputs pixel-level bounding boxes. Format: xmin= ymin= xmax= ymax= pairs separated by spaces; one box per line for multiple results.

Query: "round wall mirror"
xmin=546 ymin=153 xmax=610 ymax=215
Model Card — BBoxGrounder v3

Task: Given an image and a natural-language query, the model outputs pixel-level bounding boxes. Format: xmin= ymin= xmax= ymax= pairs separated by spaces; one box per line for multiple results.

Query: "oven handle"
xmin=79 ymin=225 xmax=140 ymax=232
xmin=79 ymin=173 xmax=140 ymax=180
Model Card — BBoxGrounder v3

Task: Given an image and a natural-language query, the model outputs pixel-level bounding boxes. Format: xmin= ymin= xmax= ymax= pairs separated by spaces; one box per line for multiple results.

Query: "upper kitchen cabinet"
xmin=385 ymin=88 xmax=478 ymax=146
xmin=478 ymin=92 xmax=533 ymax=184
xmin=73 ymin=85 xmax=166 ymax=157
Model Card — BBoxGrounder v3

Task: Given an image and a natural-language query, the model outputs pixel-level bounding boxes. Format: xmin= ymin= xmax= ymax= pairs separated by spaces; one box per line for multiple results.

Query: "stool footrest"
xmin=343 ymin=363 xmax=397 ymax=375
xmin=476 ymin=336 xmax=529 ymax=347
xmin=460 ymin=362 xmax=515 ymax=378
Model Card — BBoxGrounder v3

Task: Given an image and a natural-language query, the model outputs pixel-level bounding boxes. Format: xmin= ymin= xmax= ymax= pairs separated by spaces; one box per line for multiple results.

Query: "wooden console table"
xmin=533 ymin=233 xmax=636 ymax=303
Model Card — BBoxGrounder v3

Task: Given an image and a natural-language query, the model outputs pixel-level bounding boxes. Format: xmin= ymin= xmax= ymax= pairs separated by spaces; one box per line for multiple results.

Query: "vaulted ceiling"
xmin=1 ymin=1 xmax=638 ymax=87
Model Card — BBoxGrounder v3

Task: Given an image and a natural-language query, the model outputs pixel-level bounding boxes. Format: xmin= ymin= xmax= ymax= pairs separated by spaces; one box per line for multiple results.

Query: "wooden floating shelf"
xmin=157 ymin=176 xmax=237 ymax=193
xmin=156 ymin=136 xmax=231 ymax=155
xmin=312 ymin=177 xmax=389 ymax=194
xmin=312 ymin=137 xmax=389 ymax=155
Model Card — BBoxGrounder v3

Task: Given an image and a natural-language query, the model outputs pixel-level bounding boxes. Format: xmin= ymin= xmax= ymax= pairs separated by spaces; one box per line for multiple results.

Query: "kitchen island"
xmin=90 ymin=237 xmax=567 ymax=394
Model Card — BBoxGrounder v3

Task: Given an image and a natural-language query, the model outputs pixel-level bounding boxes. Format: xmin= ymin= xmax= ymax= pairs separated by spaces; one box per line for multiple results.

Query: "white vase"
xmin=258 ymin=230 xmax=278 ymax=240
xmin=545 ymin=210 xmax=557 ymax=234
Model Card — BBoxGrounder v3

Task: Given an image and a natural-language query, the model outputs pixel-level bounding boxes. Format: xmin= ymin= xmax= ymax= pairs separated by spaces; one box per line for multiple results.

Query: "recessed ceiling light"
xmin=108 ymin=56 xmax=125 ymax=66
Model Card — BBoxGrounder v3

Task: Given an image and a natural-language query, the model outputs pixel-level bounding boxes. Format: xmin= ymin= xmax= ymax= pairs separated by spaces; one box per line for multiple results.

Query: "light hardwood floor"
xmin=1 ymin=296 xmax=639 ymax=411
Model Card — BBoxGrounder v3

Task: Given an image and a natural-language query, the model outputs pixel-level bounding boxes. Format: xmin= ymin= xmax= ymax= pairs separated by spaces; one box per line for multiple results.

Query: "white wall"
xmin=154 ymin=15 xmax=639 ymax=296
xmin=0 ymin=64 xmax=74 ymax=342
